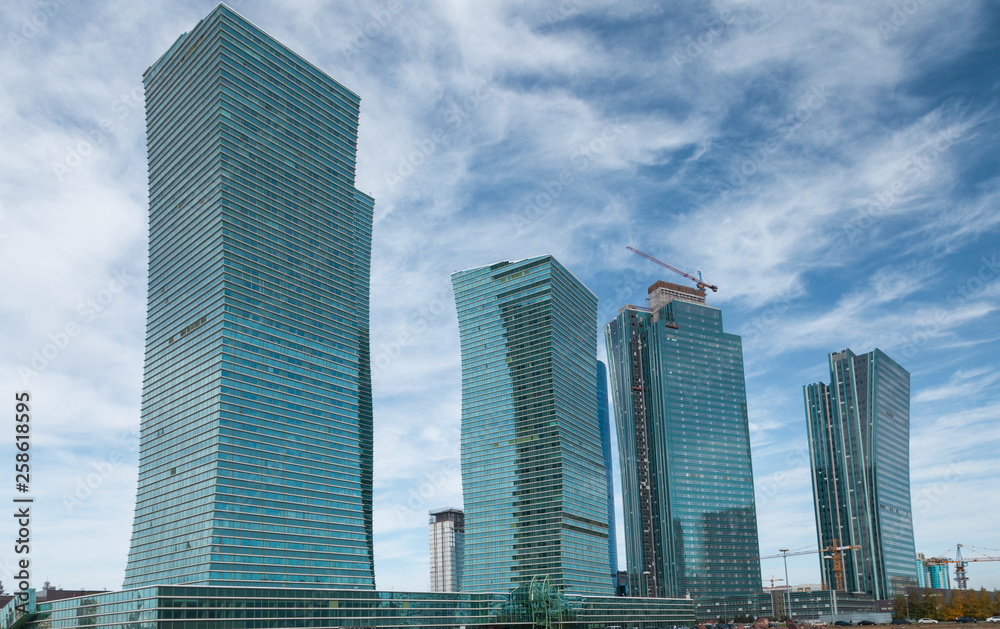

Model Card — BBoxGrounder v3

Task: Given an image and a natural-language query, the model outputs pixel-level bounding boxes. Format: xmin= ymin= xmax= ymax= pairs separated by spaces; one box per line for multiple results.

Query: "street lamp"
xmin=904 ymin=593 xmax=909 ymax=621
xmin=779 ymin=548 xmax=791 ymax=620
xmin=823 ymin=555 xmax=839 ymax=618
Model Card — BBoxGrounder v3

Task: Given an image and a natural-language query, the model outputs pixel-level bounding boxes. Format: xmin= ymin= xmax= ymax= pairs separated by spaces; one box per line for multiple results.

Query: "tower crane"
xmin=753 ymin=540 xmax=861 ymax=591
xmin=929 ymin=544 xmax=1000 ymax=589
xmin=626 ymin=247 xmax=719 ymax=292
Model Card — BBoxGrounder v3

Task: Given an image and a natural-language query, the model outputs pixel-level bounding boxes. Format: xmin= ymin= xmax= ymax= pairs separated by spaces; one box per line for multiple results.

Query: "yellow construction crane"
xmin=754 ymin=540 xmax=861 ymax=591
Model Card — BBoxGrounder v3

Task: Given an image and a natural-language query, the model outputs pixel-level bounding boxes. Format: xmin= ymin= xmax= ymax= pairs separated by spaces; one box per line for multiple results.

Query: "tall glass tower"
xmin=605 ymin=281 xmax=761 ymax=600
xmin=123 ymin=5 xmax=376 ymax=589
xmin=804 ymin=348 xmax=918 ymax=599
xmin=597 ymin=360 xmax=619 ymax=577
xmin=452 ymin=255 xmax=614 ymax=596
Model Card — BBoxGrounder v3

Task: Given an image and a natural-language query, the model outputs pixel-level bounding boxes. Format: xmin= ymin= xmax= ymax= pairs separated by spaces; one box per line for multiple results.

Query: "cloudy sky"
xmin=2 ymin=0 xmax=998 ymax=594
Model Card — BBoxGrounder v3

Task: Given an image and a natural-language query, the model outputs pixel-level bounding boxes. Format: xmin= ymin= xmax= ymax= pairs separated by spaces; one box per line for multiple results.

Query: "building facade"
xmin=430 ymin=508 xmax=465 ymax=592
xmin=926 ymin=558 xmax=951 ymax=589
xmin=696 ymin=590 xmax=883 ymax=623
xmin=605 ymin=281 xmax=761 ymax=600
xmin=452 ymin=255 xmax=614 ymax=595
xmin=123 ymin=4 xmax=376 ymax=589
xmin=804 ymin=349 xmax=919 ymax=599
xmin=597 ymin=360 xmax=619 ymax=578
xmin=10 ymin=585 xmax=695 ymax=629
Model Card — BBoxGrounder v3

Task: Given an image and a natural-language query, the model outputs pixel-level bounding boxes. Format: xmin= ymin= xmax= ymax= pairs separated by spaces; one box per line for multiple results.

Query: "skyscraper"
xmin=429 ymin=508 xmax=465 ymax=592
xmin=597 ymin=360 xmax=619 ymax=577
xmin=804 ymin=348 xmax=918 ymax=600
xmin=605 ymin=281 xmax=761 ymax=600
xmin=452 ymin=255 xmax=614 ymax=596
xmin=123 ymin=4 xmax=376 ymax=589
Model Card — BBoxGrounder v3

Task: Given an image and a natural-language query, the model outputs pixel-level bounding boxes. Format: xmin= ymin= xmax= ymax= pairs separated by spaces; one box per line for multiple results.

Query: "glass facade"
xmin=605 ymin=282 xmax=761 ymax=600
xmin=452 ymin=255 xmax=614 ymax=595
xmin=123 ymin=5 xmax=375 ymax=589
xmin=804 ymin=348 xmax=919 ymax=599
xmin=17 ymin=586 xmax=694 ymax=629
xmin=597 ymin=361 xmax=619 ymax=577
xmin=696 ymin=590 xmax=880 ymax=623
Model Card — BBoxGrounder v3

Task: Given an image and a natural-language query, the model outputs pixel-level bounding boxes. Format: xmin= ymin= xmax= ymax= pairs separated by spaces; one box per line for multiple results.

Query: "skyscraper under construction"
xmin=605 ymin=281 xmax=761 ymax=599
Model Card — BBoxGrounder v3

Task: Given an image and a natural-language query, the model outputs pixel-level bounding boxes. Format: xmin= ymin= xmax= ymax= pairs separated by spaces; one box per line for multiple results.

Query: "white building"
xmin=429 ymin=508 xmax=464 ymax=592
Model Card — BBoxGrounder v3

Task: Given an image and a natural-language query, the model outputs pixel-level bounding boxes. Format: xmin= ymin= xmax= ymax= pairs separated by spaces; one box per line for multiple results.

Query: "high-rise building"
xmin=804 ymin=348 xmax=919 ymax=599
xmin=605 ymin=281 xmax=761 ymax=600
xmin=429 ymin=508 xmax=465 ymax=592
xmin=452 ymin=255 xmax=614 ymax=596
xmin=926 ymin=557 xmax=951 ymax=590
xmin=916 ymin=553 xmax=927 ymax=588
xmin=123 ymin=4 xmax=376 ymax=589
xmin=597 ymin=360 xmax=619 ymax=577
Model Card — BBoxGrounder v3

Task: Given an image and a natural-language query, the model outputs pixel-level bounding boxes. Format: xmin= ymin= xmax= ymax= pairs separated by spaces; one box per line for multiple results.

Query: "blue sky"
xmin=1 ymin=0 xmax=998 ymax=593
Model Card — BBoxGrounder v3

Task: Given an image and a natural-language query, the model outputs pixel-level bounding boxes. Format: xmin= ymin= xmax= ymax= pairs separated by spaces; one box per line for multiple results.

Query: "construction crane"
xmin=626 ymin=247 xmax=719 ymax=292
xmin=754 ymin=540 xmax=861 ymax=591
xmin=929 ymin=544 xmax=1000 ymax=589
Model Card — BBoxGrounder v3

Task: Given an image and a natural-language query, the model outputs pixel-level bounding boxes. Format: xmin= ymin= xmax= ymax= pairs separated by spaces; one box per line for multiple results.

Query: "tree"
xmin=942 ymin=589 xmax=967 ymax=621
xmin=892 ymin=595 xmax=907 ymax=619
xmin=968 ymin=588 xmax=993 ymax=620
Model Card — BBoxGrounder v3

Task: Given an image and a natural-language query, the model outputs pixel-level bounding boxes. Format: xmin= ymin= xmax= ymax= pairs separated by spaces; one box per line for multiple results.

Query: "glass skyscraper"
xmin=452 ymin=255 xmax=614 ymax=596
xmin=597 ymin=361 xmax=619 ymax=577
xmin=605 ymin=281 xmax=761 ymax=600
xmin=804 ymin=348 xmax=918 ymax=599
xmin=123 ymin=5 xmax=376 ymax=589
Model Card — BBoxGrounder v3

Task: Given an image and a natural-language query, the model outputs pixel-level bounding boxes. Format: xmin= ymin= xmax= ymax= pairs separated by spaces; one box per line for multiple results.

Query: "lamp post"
xmin=904 ymin=593 xmax=909 ymax=621
xmin=779 ymin=548 xmax=791 ymax=620
xmin=823 ymin=555 xmax=838 ymax=619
